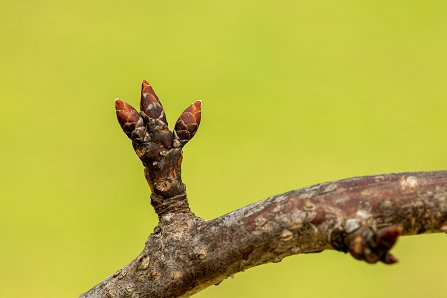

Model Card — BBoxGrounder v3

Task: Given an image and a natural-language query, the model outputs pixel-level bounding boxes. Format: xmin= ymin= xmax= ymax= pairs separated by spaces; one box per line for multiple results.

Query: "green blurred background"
xmin=1 ymin=0 xmax=447 ymax=297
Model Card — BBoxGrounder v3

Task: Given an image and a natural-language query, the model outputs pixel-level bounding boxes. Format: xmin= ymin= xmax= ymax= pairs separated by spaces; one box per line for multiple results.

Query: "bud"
xmin=115 ymin=99 xmax=140 ymax=138
xmin=174 ymin=100 xmax=202 ymax=147
xmin=140 ymin=80 xmax=168 ymax=125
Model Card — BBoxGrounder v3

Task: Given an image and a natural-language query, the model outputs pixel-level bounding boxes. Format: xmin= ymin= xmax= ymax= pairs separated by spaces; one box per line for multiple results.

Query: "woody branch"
xmin=80 ymin=81 xmax=447 ymax=298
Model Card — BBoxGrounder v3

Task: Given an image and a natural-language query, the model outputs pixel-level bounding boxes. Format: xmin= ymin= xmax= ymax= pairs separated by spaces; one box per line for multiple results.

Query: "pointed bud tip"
xmin=141 ymin=80 xmax=155 ymax=95
xmin=115 ymin=98 xmax=139 ymax=127
xmin=115 ymin=98 xmax=137 ymax=112
xmin=115 ymin=98 xmax=124 ymax=109
xmin=193 ymin=101 xmax=202 ymax=123
xmin=142 ymin=80 xmax=150 ymax=87
xmin=193 ymin=100 xmax=202 ymax=110
xmin=185 ymin=100 xmax=201 ymax=113
xmin=141 ymin=80 xmax=163 ymax=114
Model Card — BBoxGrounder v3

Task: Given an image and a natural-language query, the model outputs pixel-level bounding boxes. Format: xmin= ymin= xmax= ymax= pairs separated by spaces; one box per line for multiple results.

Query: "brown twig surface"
xmin=80 ymin=81 xmax=447 ymax=298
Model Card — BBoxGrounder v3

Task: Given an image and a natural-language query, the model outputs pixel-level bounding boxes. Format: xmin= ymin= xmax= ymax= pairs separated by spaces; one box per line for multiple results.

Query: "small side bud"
xmin=346 ymin=225 xmax=401 ymax=265
xmin=115 ymin=99 xmax=140 ymax=138
xmin=375 ymin=226 xmax=402 ymax=250
xmin=173 ymin=100 xmax=202 ymax=147
xmin=140 ymin=80 xmax=168 ymax=125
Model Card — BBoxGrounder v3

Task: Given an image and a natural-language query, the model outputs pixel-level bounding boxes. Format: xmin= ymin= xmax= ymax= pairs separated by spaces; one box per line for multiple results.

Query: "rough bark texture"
xmin=81 ymin=81 xmax=447 ymax=298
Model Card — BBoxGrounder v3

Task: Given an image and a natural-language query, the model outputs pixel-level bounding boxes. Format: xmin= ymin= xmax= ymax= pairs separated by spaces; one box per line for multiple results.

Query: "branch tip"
xmin=114 ymin=81 xmax=201 ymax=213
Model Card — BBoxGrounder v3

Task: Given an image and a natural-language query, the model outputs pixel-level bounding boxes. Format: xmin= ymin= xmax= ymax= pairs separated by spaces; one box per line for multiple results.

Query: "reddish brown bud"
xmin=173 ymin=100 xmax=202 ymax=147
xmin=115 ymin=99 xmax=140 ymax=137
xmin=140 ymin=80 xmax=168 ymax=124
xmin=346 ymin=226 xmax=401 ymax=265
xmin=375 ymin=226 xmax=402 ymax=250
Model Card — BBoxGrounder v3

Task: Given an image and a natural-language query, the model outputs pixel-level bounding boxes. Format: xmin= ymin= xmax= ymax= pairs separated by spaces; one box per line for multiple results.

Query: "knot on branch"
xmin=115 ymin=80 xmax=201 ymax=217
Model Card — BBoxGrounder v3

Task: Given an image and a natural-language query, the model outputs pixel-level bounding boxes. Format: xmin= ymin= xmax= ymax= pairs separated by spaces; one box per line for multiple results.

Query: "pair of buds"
xmin=115 ymin=80 xmax=201 ymax=149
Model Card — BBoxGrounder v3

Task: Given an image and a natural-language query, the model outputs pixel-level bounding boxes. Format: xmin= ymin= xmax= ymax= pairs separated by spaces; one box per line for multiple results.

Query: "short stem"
xmin=150 ymin=193 xmax=191 ymax=218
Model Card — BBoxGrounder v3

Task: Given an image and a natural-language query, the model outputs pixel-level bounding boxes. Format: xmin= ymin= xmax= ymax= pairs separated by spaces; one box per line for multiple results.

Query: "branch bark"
xmin=81 ymin=81 xmax=447 ymax=298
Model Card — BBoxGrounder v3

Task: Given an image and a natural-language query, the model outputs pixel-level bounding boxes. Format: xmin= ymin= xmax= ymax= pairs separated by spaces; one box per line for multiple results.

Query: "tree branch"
xmin=80 ymin=81 xmax=447 ymax=298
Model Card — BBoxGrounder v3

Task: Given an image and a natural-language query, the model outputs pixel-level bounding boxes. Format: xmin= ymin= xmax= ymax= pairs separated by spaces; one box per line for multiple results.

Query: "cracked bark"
xmin=80 ymin=81 xmax=447 ymax=298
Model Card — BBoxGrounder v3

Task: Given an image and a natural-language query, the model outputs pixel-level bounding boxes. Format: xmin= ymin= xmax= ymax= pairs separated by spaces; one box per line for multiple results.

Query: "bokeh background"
xmin=1 ymin=0 xmax=447 ymax=297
